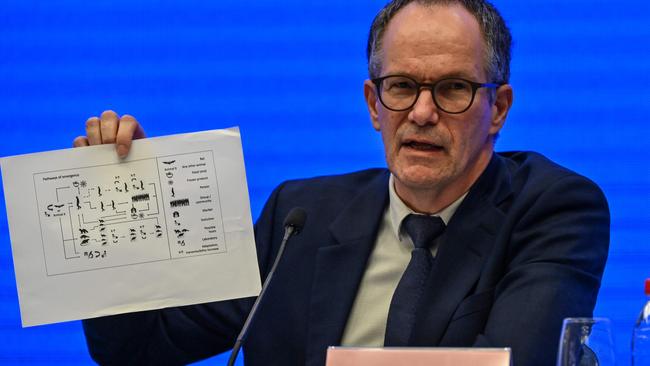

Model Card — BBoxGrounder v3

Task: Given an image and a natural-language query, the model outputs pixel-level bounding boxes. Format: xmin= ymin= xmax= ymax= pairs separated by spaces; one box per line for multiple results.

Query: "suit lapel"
xmin=411 ymin=154 xmax=513 ymax=345
xmin=305 ymin=171 xmax=390 ymax=366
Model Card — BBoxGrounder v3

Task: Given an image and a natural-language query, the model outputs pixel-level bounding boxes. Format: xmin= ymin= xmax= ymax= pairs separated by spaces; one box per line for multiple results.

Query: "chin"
xmin=393 ymin=165 xmax=450 ymax=191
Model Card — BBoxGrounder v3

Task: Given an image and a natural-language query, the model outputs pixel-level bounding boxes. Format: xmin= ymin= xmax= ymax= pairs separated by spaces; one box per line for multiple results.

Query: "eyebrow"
xmin=381 ymin=70 xmax=480 ymax=82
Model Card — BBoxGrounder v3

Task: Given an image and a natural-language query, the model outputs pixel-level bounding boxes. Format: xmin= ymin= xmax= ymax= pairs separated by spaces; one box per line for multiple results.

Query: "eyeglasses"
xmin=372 ymin=75 xmax=501 ymax=114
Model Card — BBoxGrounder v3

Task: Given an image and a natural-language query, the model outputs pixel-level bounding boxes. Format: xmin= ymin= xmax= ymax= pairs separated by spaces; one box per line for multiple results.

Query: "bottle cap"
xmin=646 ymin=279 xmax=650 ymax=296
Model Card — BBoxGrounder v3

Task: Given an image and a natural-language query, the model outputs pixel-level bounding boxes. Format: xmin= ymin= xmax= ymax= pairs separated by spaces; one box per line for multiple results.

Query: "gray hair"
xmin=367 ymin=0 xmax=512 ymax=84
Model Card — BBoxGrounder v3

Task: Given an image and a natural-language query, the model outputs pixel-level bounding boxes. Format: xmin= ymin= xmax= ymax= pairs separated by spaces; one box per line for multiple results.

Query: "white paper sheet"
xmin=1 ymin=127 xmax=261 ymax=327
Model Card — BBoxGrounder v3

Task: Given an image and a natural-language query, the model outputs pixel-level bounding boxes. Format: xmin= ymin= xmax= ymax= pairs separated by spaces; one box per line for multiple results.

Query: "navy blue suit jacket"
xmin=83 ymin=151 xmax=609 ymax=366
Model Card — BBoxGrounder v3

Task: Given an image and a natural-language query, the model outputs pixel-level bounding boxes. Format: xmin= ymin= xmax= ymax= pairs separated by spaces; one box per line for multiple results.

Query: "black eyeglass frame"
xmin=371 ymin=75 xmax=502 ymax=114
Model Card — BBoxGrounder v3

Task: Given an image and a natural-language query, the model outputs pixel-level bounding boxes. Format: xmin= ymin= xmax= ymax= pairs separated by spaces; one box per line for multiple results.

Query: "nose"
xmin=408 ymin=88 xmax=439 ymax=126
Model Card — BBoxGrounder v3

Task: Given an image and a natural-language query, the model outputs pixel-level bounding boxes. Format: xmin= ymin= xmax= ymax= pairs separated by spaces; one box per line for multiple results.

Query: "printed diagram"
xmin=34 ymin=151 xmax=227 ymax=276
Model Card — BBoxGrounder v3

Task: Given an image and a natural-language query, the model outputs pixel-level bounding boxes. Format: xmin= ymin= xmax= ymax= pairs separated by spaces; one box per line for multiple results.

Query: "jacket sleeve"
xmin=473 ymin=174 xmax=610 ymax=366
xmin=82 ymin=183 xmax=286 ymax=365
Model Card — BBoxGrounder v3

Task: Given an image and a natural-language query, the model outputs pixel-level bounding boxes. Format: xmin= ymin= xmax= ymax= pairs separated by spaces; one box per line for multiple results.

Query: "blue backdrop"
xmin=1 ymin=0 xmax=648 ymax=364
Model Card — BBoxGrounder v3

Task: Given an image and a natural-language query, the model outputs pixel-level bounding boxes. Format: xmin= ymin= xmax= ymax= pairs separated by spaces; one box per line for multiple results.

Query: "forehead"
xmin=380 ymin=3 xmax=487 ymax=80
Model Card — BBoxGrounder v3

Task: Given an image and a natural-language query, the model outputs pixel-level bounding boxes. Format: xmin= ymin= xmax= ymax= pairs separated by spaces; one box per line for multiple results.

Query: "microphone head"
xmin=283 ymin=207 xmax=307 ymax=234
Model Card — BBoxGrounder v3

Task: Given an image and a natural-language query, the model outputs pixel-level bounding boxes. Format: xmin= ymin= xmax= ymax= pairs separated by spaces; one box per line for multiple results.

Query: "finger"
xmin=100 ymin=110 xmax=119 ymax=144
xmin=85 ymin=117 xmax=102 ymax=145
xmin=73 ymin=136 xmax=89 ymax=148
xmin=132 ymin=119 xmax=146 ymax=140
xmin=115 ymin=114 xmax=146 ymax=158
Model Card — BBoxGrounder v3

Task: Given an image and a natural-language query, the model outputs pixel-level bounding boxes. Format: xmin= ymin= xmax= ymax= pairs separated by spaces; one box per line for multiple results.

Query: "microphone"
xmin=227 ymin=207 xmax=307 ymax=366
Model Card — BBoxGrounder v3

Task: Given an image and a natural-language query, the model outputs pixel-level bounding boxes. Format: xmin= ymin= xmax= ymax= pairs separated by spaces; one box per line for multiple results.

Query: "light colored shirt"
xmin=340 ymin=174 xmax=466 ymax=346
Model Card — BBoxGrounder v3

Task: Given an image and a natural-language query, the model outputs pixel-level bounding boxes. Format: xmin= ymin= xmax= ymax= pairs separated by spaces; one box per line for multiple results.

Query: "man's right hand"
xmin=73 ymin=110 xmax=146 ymax=158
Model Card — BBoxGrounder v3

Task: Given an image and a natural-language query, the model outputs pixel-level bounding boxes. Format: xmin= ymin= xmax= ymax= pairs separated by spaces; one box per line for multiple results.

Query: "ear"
xmin=364 ymin=79 xmax=381 ymax=131
xmin=489 ymin=84 xmax=513 ymax=135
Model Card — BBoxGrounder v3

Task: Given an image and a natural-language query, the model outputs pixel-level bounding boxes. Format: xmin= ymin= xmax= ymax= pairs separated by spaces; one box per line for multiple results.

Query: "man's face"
xmin=364 ymin=3 xmax=512 ymax=211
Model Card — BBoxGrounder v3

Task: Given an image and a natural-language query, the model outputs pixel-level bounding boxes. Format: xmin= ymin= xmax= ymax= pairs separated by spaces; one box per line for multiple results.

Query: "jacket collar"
xmin=305 ymin=170 xmax=390 ymax=366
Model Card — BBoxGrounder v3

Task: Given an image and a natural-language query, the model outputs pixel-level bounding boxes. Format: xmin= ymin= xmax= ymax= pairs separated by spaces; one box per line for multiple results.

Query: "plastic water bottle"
xmin=632 ymin=278 xmax=650 ymax=365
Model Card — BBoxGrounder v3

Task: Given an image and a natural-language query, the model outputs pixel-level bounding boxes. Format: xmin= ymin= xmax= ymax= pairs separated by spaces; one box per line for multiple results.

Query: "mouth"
xmin=402 ymin=139 xmax=444 ymax=152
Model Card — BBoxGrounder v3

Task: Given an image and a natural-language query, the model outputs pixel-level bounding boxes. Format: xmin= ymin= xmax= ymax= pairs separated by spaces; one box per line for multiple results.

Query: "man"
xmin=79 ymin=1 xmax=609 ymax=365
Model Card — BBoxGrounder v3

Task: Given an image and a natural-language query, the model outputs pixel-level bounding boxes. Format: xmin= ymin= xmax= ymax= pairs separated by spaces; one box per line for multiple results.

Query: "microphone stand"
xmin=226 ymin=223 xmax=300 ymax=366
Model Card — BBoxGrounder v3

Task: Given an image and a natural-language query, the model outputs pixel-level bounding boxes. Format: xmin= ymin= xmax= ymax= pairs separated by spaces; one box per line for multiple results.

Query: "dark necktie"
xmin=384 ymin=214 xmax=446 ymax=346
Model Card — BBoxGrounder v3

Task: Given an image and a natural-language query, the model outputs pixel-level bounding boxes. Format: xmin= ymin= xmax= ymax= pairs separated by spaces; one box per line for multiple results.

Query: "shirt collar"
xmin=388 ymin=174 xmax=467 ymax=241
